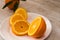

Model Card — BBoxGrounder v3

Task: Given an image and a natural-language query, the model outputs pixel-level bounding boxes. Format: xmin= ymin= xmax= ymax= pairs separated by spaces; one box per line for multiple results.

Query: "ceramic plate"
xmin=0 ymin=13 xmax=52 ymax=40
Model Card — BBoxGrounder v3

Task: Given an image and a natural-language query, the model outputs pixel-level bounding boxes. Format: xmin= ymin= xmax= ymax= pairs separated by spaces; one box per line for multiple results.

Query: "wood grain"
xmin=0 ymin=0 xmax=60 ymax=40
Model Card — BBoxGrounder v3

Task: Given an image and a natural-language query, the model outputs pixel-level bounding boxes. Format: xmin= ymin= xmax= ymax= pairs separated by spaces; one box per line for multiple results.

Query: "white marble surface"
xmin=0 ymin=0 xmax=60 ymax=40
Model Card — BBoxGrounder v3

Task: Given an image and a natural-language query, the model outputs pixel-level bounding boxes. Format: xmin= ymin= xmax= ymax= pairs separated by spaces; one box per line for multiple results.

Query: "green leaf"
xmin=2 ymin=1 xmax=13 ymax=9
xmin=13 ymin=2 xmax=19 ymax=11
xmin=21 ymin=0 xmax=26 ymax=1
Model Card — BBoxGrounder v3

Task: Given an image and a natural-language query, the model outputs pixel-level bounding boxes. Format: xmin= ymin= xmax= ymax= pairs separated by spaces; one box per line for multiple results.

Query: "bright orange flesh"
xmin=28 ymin=16 xmax=46 ymax=38
xmin=12 ymin=20 xmax=29 ymax=36
xmin=15 ymin=8 xmax=28 ymax=20
xmin=10 ymin=14 xmax=24 ymax=26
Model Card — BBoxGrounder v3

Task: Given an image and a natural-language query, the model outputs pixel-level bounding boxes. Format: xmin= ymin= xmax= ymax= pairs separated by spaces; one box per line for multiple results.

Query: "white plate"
xmin=0 ymin=13 xmax=52 ymax=40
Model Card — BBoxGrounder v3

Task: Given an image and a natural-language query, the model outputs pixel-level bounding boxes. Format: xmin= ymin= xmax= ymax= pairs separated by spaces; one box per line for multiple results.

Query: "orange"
xmin=28 ymin=16 xmax=46 ymax=38
xmin=15 ymin=8 xmax=28 ymax=20
xmin=10 ymin=14 xmax=24 ymax=26
xmin=12 ymin=20 xmax=29 ymax=36
xmin=5 ymin=0 xmax=19 ymax=10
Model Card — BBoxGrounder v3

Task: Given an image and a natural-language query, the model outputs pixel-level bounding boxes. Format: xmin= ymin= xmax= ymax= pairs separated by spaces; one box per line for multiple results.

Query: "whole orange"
xmin=5 ymin=0 xmax=20 ymax=10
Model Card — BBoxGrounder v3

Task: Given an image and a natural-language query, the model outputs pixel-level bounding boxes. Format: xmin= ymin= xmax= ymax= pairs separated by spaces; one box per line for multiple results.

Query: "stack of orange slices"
xmin=10 ymin=8 xmax=46 ymax=38
xmin=10 ymin=8 xmax=29 ymax=35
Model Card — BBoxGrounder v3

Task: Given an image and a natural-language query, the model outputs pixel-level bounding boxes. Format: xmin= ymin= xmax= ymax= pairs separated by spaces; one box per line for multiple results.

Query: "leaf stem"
xmin=2 ymin=1 xmax=13 ymax=9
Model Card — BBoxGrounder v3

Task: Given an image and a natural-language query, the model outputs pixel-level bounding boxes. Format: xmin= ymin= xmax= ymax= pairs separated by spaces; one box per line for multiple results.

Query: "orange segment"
xmin=10 ymin=14 xmax=25 ymax=25
xmin=28 ymin=16 xmax=46 ymax=38
xmin=15 ymin=8 xmax=28 ymax=20
xmin=12 ymin=20 xmax=29 ymax=35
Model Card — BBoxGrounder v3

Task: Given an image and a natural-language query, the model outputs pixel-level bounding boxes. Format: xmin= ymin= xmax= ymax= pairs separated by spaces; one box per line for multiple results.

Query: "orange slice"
xmin=10 ymin=14 xmax=25 ymax=26
xmin=12 ymin=20 xmax=29 ymax=36
xmin=15 ymin=8 xmax=28 ymax=20
xmin=28 ymin=16 xmax=46 ymax=38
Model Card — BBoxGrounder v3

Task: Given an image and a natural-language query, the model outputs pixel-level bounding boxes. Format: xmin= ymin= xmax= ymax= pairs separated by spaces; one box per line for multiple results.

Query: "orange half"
xmin=28 ymin=16 xmax=46 ymax=38
xmin=10 ymin=14 xmax=25 ymax=26
xmin=15 ymin=8 xmax=28 ymax=20
xmin=12 ymin=20 xmax=29 ymax=36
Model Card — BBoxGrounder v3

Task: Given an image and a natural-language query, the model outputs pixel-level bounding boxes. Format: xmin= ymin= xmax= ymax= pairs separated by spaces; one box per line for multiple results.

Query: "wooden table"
xmin=0 ymin=0 xmax=60 ymax=40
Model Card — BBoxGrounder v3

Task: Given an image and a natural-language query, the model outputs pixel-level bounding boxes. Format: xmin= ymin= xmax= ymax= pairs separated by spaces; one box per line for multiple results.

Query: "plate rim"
xmin=0 ymin=12 xmax=52 ymax=40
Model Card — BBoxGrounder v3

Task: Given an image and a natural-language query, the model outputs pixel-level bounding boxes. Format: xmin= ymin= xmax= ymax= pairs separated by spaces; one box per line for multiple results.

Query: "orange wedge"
xmin=28 ymin=16 xmax=46 ymax=38
xmin=12 ymin=20 xmax=29 ymax=36
xmin=10 ymin=14 xmax=25 ymax=26
xmin=15 ymin=8 xmax=28 ymax=20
